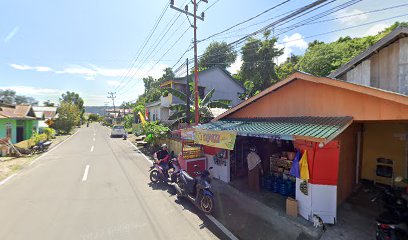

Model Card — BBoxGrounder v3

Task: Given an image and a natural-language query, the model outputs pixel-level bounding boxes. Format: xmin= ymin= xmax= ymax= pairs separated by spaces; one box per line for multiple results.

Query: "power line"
xmin=198 ymin=0 xmax=292 ymax=43
xmin=113 ymin=3 xmax=169 ymax=93
xmin=116 ymin=0 xmax=191 ymax=94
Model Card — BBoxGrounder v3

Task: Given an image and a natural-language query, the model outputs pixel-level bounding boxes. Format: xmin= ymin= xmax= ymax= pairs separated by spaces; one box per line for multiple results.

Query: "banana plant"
xmin=165 ymin=88 xmax=231 ymax=123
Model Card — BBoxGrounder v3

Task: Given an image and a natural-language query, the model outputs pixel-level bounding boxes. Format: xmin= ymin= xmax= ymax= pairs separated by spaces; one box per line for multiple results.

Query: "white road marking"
xmin=93 ymin=137 xmax=95 ymax=142
xmin=127 ymin=140 xmax=152 ymax=165
xmin=126 ymin=140 xmax=237 ymax=240
xmin=206 ymin=215 xmax=239 ymax=240
xmin=29 ymin=130 xmax=79 ymax=166
xmin=94 ymin=133 xmax=96 ymax=136
xmin=90 ymin=146 xmax=94 ymax=152
xmin=0 ymin=174 xmax=17 ymax=186
xmin=82 ymin=165 xmax=90 ymax=182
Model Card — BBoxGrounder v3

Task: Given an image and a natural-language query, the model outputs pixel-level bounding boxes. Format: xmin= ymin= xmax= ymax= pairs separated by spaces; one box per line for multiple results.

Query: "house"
xmin=146 ymin=67 xmax=245 ymax=123
xmin=329 ymin=26 xmax=408 ymax=95
xmin=0 ymin=103 xmax=38 ymax=144
xmin=33 ymin=106 xmax=58 ymax=132
xmin=194 ymin=71 xmax=408 ymax=223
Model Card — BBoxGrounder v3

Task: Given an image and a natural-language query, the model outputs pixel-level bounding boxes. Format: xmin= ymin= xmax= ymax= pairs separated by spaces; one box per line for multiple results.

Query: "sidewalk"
xmin=211 ymin=179 xmax=322 ymax=240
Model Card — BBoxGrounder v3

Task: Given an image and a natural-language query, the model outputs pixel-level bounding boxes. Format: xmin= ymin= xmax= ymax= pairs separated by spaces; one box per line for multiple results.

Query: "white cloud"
xmin=228 ymin=56 xmax=243 ymax=75
xmin=363 ymin=23 xmax=390 ymax=37
xmin=0 ymin=85 xmax=63 ymax=103
xmin=335 ymin=9 xmax=368 ymax=26
xmin=4 ymin=26 xmax=20 ymax=43
xmin=106 ymin=80 xmax=122 ymax=87
xmin=9 ymin=63 xmax=167 ymax=80
xmin=10 ymin=64 xmax=33 ymax=70
xmin=277 ymin=33 xmax=308 ymax=64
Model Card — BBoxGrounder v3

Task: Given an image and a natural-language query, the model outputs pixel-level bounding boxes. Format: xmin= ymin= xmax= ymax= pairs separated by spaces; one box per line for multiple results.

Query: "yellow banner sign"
xmin=194 ymin=129 xmax=237 ymax=150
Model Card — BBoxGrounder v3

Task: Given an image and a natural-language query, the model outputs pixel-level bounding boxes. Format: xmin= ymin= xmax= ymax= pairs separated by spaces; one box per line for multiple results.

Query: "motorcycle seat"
xmin=181 ymin=171 xmax=196 ymax=193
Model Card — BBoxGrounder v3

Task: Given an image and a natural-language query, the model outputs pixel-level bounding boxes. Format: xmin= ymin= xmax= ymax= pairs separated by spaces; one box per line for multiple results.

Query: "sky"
xmin=1 ymin=0 xmax=408 ymax=106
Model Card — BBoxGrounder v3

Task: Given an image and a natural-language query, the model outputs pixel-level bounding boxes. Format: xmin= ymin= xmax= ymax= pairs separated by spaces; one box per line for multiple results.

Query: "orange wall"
xmin=336 ymin=123 xmax=359 ymax=204
xmin=227 ymin=80 xmax=408 ymax=121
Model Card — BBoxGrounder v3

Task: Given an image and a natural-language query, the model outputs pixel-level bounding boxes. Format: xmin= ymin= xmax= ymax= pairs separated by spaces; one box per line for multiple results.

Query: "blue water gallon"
xmin=279 ymin=182 xmax=288 ymax=196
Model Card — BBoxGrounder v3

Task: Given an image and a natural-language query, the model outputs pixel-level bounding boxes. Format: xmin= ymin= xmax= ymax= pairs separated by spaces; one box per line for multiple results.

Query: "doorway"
xmin=16 ymin=126 xmax=24 ymax=143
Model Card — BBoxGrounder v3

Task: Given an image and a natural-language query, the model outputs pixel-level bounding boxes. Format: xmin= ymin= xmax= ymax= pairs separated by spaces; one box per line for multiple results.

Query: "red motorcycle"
xmin=149 ymin=152 xmax=180 ymax=184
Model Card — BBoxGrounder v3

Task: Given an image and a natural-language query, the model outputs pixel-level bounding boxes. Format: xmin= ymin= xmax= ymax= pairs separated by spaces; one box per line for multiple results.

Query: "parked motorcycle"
xmin=149 ymin=153 xmax=180 ymax=184
xmin=31 ymin=140 xmax=52 ymax=153
xmin=174 ymin=165 xmax=215 ymax=214
xmin=375 ymin=178 xmax=408 ymax=240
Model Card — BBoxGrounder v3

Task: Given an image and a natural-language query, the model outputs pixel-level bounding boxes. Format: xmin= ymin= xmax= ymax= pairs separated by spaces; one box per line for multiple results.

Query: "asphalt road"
xmin=0 ymin=123 xmax=226 ymax=240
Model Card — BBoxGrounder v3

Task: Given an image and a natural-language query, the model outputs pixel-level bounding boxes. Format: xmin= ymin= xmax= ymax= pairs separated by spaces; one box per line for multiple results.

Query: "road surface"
xmin=0 ymin=123 xmax=225 ymax=240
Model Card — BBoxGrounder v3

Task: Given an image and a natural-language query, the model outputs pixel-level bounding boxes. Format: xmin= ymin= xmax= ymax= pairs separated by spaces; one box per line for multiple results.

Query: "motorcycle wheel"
xmin=150 ymin=170 xmax=160 ymax=183
xmin=200 ymin=194 xmax=214 ymax=214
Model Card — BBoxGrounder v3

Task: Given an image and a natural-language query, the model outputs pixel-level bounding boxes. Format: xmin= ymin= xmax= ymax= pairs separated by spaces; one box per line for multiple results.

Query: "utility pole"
xmin=185 ymin=58 xmax=191 ymax=125
xmin=107 ymin=92 xmax=116 ymax=124
xmin=170 ymin=0 xmax=207 ymax=125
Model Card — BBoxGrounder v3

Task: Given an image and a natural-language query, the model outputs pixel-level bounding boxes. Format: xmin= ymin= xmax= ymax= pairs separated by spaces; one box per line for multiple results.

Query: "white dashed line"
xmin=93 ymin=137 xmax=95 ymax=142
xmin=90 ymin=146 xmax=94 ymax=152
xmin=82 ymin=165 xmax=90 ymax=182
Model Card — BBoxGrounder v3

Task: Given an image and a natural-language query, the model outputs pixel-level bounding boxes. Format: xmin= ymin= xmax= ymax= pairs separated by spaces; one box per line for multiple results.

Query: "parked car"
xmin=110 ymin=125 xmax=126 ymax=138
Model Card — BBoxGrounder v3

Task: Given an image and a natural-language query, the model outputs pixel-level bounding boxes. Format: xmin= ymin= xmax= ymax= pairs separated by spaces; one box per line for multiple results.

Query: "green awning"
xmin=196 ymin=116 xmax=353 ymax=143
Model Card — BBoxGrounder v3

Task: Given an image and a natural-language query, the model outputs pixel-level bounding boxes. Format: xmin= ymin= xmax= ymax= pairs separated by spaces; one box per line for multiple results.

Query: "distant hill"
xmin=85 ymin=106 xmax=110 ymax=116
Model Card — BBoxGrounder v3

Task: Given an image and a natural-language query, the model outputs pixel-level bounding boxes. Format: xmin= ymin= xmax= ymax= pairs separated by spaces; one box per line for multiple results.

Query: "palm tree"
xmin=166 ymin=88 xmax=231 ymax=123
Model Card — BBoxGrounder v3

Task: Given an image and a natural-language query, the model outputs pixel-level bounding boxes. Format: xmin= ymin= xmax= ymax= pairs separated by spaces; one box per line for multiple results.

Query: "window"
xmin=6 ymin=123 xmax=12 ymax=139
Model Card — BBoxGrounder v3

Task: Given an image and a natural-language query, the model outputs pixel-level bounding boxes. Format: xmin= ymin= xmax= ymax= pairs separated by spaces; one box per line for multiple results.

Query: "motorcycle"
xmin=123 ymin=134 xmax=127 ymax=140
xmin=375 ymin=178 xmax=408 ymax=240
xmin=31 ymin=140 xmax=52 ymax=153
xmin=174 ymin=165 xmax=215 ymax=214
xmin=149 ymin=153 xmax=180 ymax=184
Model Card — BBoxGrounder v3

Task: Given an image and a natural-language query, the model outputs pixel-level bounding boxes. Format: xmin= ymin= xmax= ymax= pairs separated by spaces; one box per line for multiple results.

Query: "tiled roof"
xmin=0 ymin=104 xmax=36 ymax=119
xmin=196 ymin=116 xmax=353 ymax=143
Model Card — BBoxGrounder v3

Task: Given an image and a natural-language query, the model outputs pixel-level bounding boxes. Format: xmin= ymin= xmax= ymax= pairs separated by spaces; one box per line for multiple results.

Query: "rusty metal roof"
xmin=196 ymin=116 xmax=353 ymax=143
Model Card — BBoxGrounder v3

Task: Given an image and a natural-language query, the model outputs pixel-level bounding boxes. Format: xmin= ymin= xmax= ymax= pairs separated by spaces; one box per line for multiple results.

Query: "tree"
xmin=43 ymin=100 xmax=55 ymax=107
xmin=166 ymin=88 xmax=230 ymax=123
xmin=60 ymin=91 xmax=85 ymax=120
xmin=199 ymin=41 xmax=237 ymax=70
xmin=276 ymin=54 xmax=301 ymax=80
xmin=0 ymin=89 xmax=38 ymax=105
xmin=52 ymin=102 xmax=80 ymax=134
xmin=296 ymin=22 xmax=408 ymax=77
xmin=88 ymin=114 xmax=101 ymax=122
xmin=240 ymin=31 xmax=284 ymax=97
xmin=158 ymin=67 xmax=175 ymax=83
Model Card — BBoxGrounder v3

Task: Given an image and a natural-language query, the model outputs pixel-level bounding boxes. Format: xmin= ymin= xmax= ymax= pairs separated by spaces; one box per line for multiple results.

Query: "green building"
xmin=0 ymin=103 xmax=38 ymax=144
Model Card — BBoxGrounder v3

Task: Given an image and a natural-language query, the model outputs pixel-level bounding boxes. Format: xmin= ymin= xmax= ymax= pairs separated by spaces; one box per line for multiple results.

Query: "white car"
xmin=110 ymin=125 xmax=126 ymax=138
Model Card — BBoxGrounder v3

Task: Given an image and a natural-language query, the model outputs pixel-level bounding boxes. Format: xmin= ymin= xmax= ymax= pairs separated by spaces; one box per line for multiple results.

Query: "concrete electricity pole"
xmin=185 ymin=58 xmax=191 ymax=125
xmin=107 ymin=92 xmax=116 ymax=124
xmin=170 ymin=0 xmax=207 ymax=125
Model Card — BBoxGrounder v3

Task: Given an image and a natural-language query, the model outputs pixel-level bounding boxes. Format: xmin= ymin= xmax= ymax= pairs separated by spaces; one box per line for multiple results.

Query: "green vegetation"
xmin=276 ymin=22 xmax=408 ymax=79
xmin=166 ymin=87 xmax=230 ymax=123
xmin=199 ymin=41 xmax=237 ymax=70
xmin=142 ymin=121 xmax=170 ymax=144
xmin=0 ymin=89 xmax=38 ymax=105
xmin=43 ymin=127 xmax=56 ymax=140
xmin=53 ymin=102 xmax=81 ymax=134
xmin=88 ymin=113 xmax=102 ymax=122
xmin=60 ymin=91 xmax=85 ymax=121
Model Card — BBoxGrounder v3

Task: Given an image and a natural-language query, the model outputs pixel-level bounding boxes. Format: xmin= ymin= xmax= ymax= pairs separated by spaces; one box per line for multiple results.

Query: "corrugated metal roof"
xmin=196 ymin=116 xmax=353 ymax=143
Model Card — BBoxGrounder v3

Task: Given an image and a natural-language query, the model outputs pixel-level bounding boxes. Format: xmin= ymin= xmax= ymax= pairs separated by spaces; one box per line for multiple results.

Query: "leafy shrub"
xmin=31 ymin=133 xmax=47 ymax=145
xmin=43 ymin=127 xmax=56 ymax=140
xmin=53 ymin=102 xmax=80 ymax=134
xmin=142 ymin=121 xmax=170 ymax=144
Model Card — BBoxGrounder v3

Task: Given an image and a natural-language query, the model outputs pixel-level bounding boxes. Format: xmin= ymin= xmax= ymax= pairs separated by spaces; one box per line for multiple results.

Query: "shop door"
xmin=16 ymin=126 xmax=24 ymax=143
